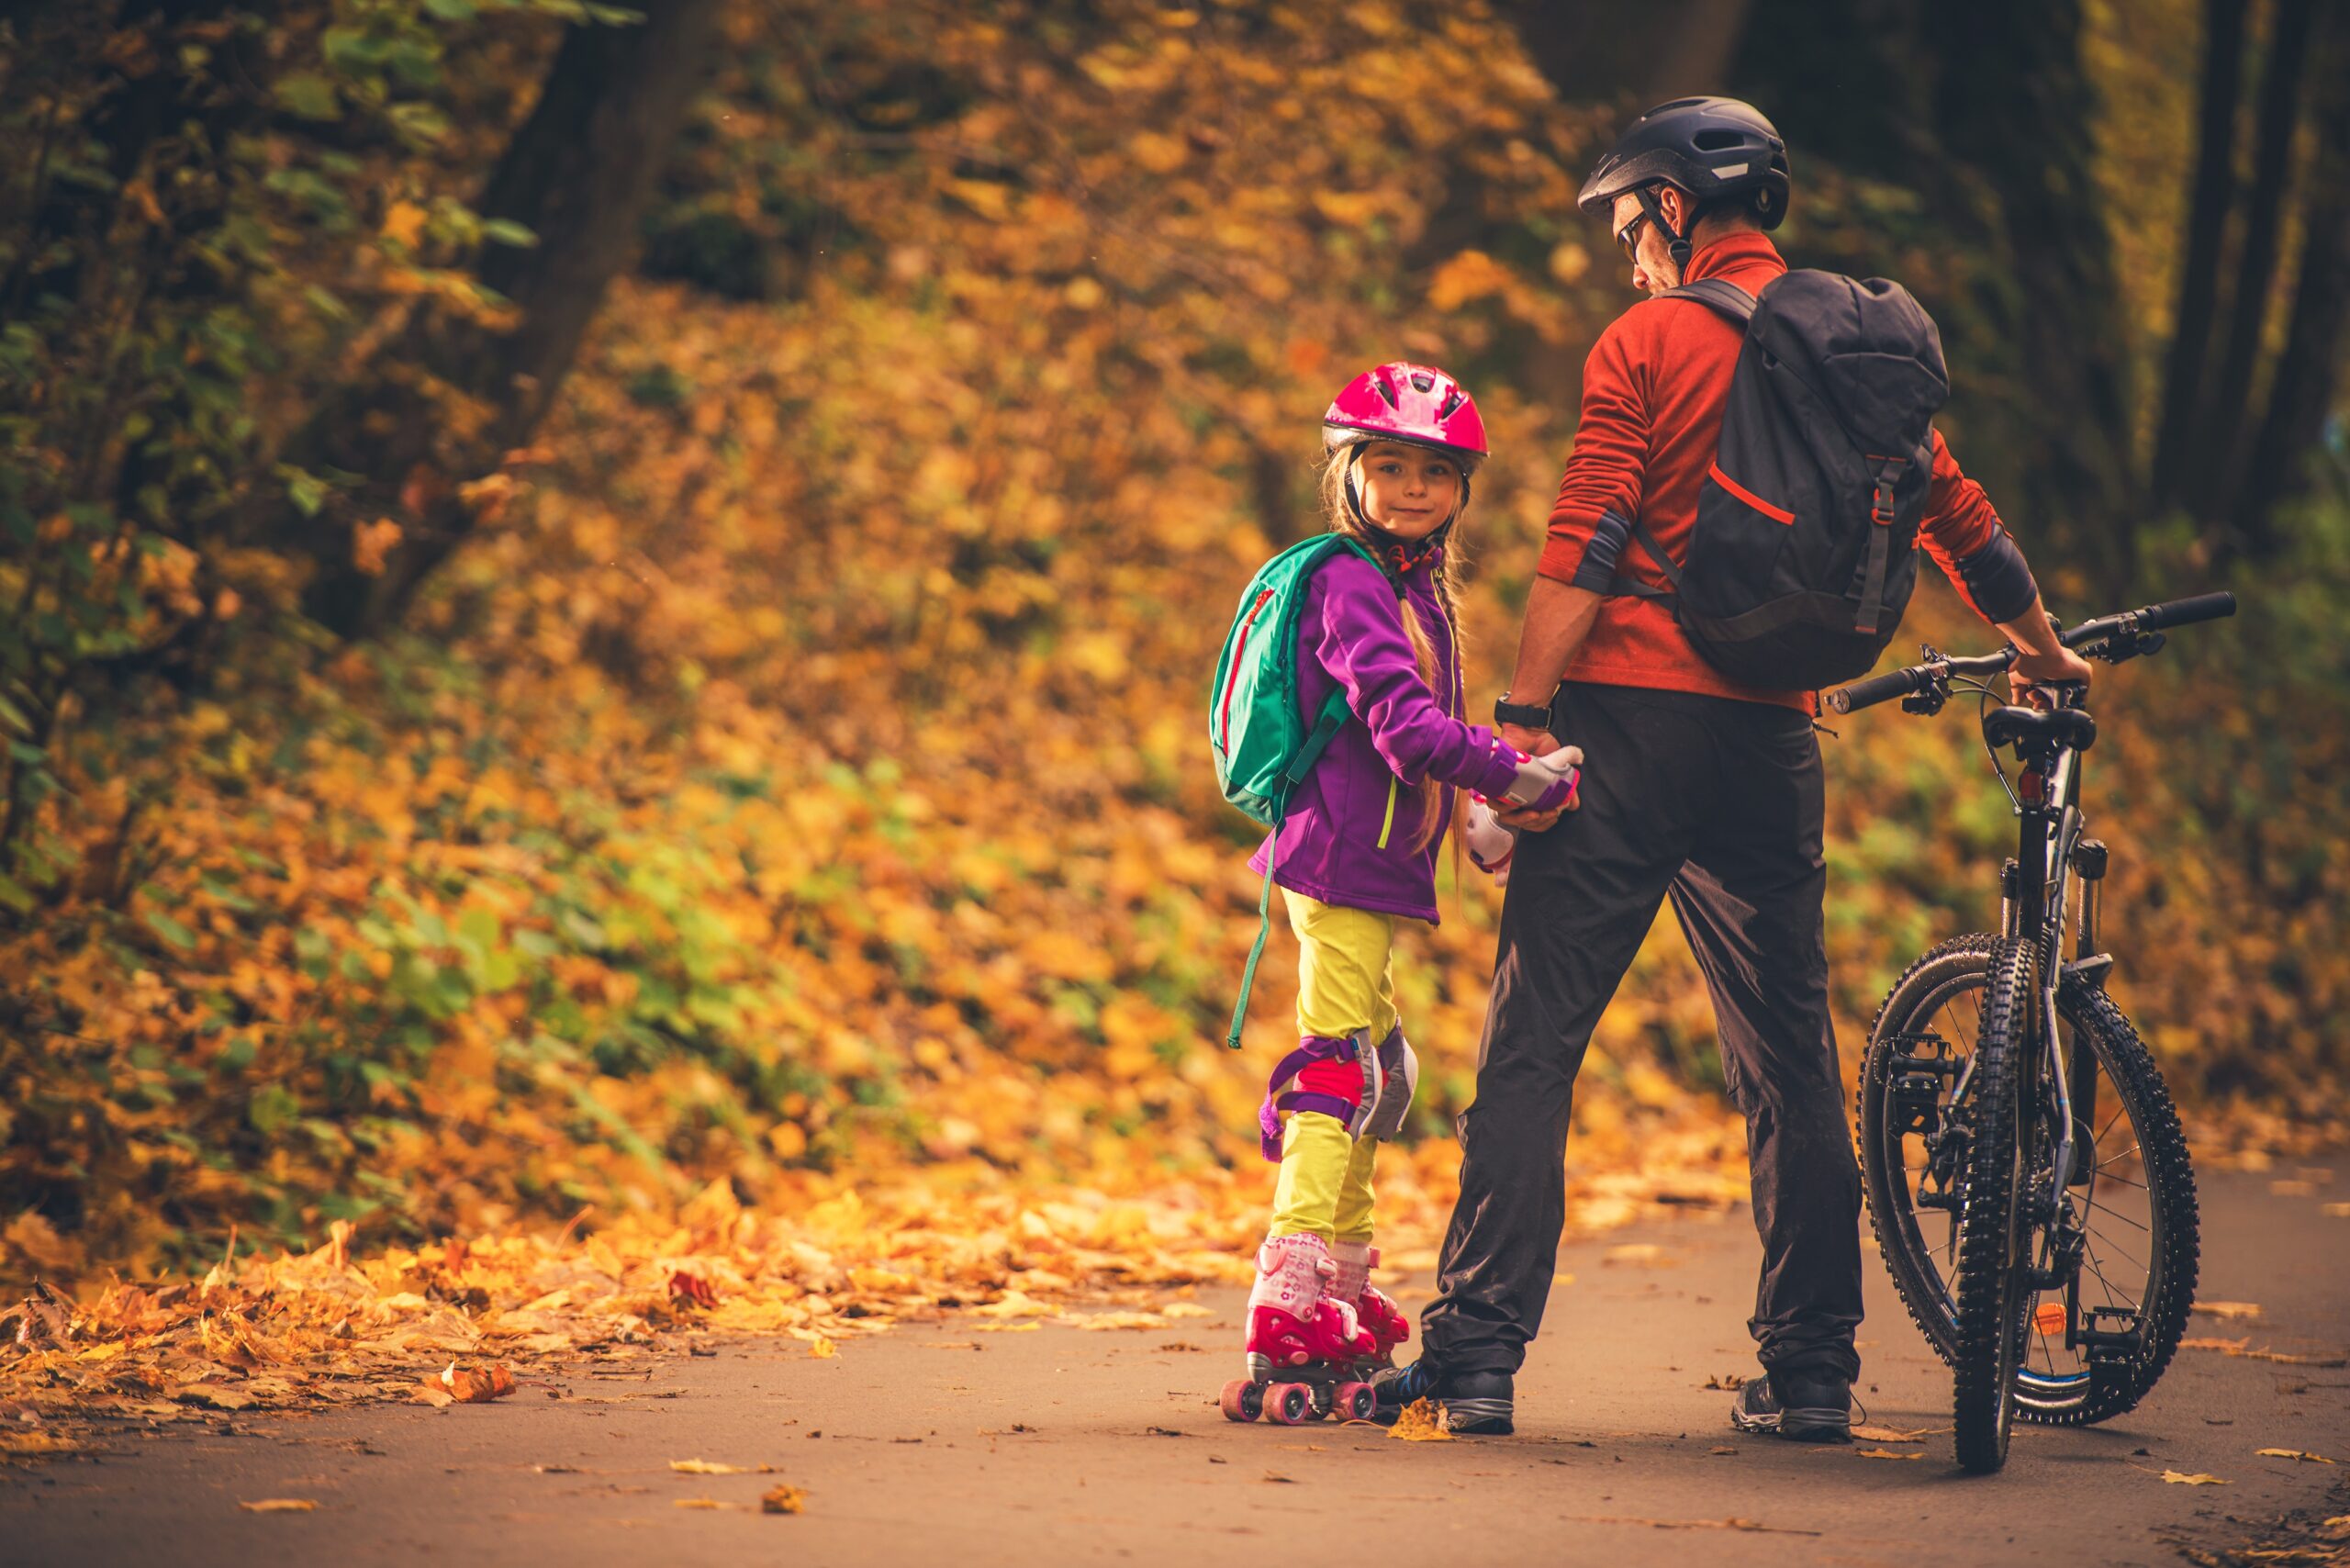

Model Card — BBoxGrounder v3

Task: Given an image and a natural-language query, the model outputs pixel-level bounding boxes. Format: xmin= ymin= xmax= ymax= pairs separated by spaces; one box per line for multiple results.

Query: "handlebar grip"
xmin=1826 ymin=666 xmax=1922 ymax=715
xmin=2139 ymin=591 xmax=2236 ymax=631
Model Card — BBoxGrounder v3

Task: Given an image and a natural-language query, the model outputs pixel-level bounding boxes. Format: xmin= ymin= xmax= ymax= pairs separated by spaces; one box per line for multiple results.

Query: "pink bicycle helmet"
xmin=1323 ymin=363 xmax=1488 ymax=469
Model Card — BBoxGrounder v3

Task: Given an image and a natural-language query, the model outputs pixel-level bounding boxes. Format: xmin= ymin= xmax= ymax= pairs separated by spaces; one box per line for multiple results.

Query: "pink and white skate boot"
xmin=1241 ymin=1232 xmax=1375 ymax=1382
xmin=1331 ymin=1238 xmax=1410 ymax=1363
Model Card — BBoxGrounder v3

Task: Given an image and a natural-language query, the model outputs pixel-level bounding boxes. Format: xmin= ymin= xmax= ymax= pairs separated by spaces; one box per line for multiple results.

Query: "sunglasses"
xmin=1616 ymin=210 xmax=1651 ymax=263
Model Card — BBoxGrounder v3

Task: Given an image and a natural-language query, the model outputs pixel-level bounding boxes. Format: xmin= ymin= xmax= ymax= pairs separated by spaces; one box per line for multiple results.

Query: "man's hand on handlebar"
xmin=2009 ymin=644 xmax=2094 ymax=705
xmin=1999 ymin=594 xmax=2095 ymax=706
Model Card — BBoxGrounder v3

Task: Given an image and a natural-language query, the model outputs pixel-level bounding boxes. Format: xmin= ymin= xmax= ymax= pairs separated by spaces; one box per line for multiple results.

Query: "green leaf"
xmin=144 ymin=910 xmax=197 ymax=951
xmin=422 ymin=0 xmax=477 ymax=17
xmin=281 ymin=465 xmax=327 ymax=517
xmin=320 ymin=25 xmax=391 ymax=73
xmin=248 ymin=1083 xmax=300 ymax=1136
xmin=0 ymin=691 xmax=29 ymax=737
xmin=275 ymin=72 xmax=341 ymax=121
xmin=457 ymin=905 xmax=500 ymax=950
xmin=480 ymin=217 xmax=539 ymax=248
xmin=0 ymin=873 xmax=32 ymax=914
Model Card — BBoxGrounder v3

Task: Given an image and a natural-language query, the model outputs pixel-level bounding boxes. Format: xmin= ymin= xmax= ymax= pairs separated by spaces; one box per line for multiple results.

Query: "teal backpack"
xmin=1207 ymin=533 xmax=1377 ymax=1048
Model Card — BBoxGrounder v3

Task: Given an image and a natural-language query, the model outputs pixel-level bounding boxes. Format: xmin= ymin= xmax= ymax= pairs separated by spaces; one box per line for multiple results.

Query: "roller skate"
xmin=1329 ymin=1238 xmax=1410 ymax=1364
xmin=1219 ymin=1233 xmax=1381 ymax=1425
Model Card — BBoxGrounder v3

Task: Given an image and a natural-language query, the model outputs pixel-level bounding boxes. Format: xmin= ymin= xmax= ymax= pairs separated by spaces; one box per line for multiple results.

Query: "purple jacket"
xmin=1248 ymin=548 xmax=1519 ymax=923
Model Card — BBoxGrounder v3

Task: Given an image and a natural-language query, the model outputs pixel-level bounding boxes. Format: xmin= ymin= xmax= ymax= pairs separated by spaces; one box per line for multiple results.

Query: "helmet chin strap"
xmin=1636 ymin=184 xmax=1692 ymax=275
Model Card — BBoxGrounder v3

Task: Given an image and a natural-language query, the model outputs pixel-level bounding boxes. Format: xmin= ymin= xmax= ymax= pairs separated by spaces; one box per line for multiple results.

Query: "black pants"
xmin=1420 ymin=682 xmax=1863 ymax=1382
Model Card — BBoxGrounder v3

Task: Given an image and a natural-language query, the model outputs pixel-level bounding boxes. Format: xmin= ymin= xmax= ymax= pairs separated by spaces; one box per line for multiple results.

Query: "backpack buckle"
xmin=1870 ymin=457 xmax=1906 ymax=525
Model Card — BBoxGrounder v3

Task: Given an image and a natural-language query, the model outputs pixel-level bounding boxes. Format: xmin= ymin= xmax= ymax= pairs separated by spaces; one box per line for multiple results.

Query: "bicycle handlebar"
xmin=1826 ymin=591 xmax=2236 ymax=716
xmin=2137 ymin=591 xmax=2237 ymax=632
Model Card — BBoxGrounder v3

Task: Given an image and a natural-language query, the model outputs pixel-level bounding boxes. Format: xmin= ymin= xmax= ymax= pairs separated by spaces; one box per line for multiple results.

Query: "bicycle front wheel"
xmin=1860 ymin=935 xmax=2200 ymax=1437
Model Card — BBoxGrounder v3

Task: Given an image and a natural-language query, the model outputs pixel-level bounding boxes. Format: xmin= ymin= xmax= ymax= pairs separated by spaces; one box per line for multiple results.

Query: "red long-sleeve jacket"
xmin=1537 ymin=231 xmax=2033 ymax=710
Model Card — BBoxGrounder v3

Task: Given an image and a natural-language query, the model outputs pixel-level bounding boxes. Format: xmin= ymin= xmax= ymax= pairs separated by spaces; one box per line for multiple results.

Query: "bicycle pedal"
xmin=2078 ymin=1305 xmax=2144 ymax=1363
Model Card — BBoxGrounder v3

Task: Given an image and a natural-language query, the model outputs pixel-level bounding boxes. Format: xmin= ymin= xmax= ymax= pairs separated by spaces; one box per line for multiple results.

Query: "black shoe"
xmin=1370 ymin=1361 xmax=1515 ymax=1435
xmin=1729 ymin=1371 xmax=1852 ymax=1443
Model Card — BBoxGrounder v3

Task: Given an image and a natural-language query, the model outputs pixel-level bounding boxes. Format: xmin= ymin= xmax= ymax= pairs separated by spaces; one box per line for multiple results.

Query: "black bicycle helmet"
xmin=1577 ymin=96 xmax=1791 ymax=268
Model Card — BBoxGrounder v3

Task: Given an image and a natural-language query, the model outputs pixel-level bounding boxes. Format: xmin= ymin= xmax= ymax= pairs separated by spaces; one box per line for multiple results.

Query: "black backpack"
xmin=1608 ymin=270 xmax=1950 ymax=691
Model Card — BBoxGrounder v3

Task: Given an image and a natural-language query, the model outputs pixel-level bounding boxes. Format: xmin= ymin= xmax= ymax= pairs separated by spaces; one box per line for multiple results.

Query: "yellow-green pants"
xmin=1268 ymin=890 xmax=1403 ymax=1245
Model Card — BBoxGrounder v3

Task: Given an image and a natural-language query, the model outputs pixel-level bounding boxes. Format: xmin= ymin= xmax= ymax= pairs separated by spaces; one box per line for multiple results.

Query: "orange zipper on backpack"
xmin=1218 ymin=588 xmax=1276 ymax=752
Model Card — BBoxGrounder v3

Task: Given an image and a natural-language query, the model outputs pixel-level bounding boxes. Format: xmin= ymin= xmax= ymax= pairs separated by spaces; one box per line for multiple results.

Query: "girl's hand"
xmin=1501 ymin=742 xmax=1582 ymax=813
xmin=1494 ymin=725 xmax=1575 ymax=831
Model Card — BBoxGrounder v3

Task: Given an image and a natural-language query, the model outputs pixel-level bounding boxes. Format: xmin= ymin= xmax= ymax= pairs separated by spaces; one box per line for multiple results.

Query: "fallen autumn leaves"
xmin=2 ymin=1122 xmax=1751 ymax=1441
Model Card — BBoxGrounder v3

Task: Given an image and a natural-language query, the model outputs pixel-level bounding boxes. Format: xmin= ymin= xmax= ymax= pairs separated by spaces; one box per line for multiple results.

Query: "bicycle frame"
xmin=2003 ymin=704 xmax=2083 ymax=1233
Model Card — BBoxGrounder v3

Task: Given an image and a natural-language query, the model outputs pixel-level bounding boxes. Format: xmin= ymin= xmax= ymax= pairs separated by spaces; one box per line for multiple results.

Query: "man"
xmin=1380 ymin=97 xmax=2092 ymax=1441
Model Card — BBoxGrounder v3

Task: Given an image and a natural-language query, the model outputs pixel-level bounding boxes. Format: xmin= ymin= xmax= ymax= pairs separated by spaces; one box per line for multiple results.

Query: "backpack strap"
xmin=1583 ymin=281 xmax=1752 ymax=606
xmin=1572 ymin=508 xmax=1683 ymax=603
xmin=1852 ymin=454 xmax=1908 ymax=635
xmin=1661 ymin=276 xmax=1758 ymax=324
xmin=1223 ymin=689 xmax=1351 ymax=1050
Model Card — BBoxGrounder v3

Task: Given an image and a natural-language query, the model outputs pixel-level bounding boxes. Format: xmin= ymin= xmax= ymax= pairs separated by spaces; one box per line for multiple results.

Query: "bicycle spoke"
xmin=2095 ymin=1141 xmax=2143 ymax=1171
xmin=2079 ymin=1246 xmax=2132 ymax=1308
xmin=2084 ymin=1195 xmax=2149 ymax=1234
xmin=2083 ymin=1226 xmax=2147 ymax=1275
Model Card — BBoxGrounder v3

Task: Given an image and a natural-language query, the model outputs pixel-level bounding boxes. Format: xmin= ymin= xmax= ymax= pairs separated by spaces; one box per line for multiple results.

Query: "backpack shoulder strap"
xmin=1661 ymin=276 xmax=1758 ymax=325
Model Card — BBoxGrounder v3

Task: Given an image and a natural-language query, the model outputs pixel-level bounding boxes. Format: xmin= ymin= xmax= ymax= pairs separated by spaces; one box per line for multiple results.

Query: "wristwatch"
xmin=1494 ymin=690 xmax=1555 ymax=729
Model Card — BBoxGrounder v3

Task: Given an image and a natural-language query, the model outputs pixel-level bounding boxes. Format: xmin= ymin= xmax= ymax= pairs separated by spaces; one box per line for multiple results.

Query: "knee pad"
xmin=1258 ymin=1032 xmax=1376 ymax=1159
xmin=1360 ymin=1025 xmax=1418 ymax=1140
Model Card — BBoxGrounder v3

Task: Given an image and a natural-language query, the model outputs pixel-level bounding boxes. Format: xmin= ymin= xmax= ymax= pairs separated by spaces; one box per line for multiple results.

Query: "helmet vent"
xmin=1437 ymin=388 xmax=1464 ymax=420
xmin=1694 ymin=129 xmax=1751 ymax=151
xmin=1373 ymin=376 xmax=1400 ymax=409
xmin=1408 ymin=371 xmax=1435 ymax=393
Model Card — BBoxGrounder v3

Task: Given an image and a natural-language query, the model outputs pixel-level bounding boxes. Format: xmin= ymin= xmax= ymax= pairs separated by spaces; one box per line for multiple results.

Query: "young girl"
xmin=1235 ymin=364 xmax=1580 ymax=1414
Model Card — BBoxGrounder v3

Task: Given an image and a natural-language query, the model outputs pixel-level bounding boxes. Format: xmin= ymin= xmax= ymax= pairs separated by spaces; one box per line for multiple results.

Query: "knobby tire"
xmin=1949 ymin=937 xmax=2033 ymax=1473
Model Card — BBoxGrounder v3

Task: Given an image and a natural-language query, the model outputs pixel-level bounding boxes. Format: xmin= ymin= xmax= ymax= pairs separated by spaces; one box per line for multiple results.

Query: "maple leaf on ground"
xmin=433 ymin=1362 xmax=515 ymax=1404
xmin=671 ymin=1459 xmax=767 ymax=1474
xmin=2255 ymin=1448 xmax=2338 ymax=1464
xmin=1855 ymin=1448 xmax=1924 ymax=1461
xmin=1852 ymin=1424 xmax=1944 ymax=1443
xmin=761 ymin=1484 xmax=807 ymax=1515
xmin=667 ymin=1271 xmax=720 ymax=1310
xmin=1387 ymin=1398 xmax=1452 ymax=1442
xmin=2158 ymin=1470 xmax=2228 ymax=1484
xmin=2188 ymin=1301 xmax=2263 ymax=1320
xmin=239 ymin=1498 xmax=318 ymax=1512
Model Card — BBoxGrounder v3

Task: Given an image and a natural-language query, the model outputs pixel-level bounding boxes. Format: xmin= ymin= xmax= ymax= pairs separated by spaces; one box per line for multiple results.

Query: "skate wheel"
xmin=1218 ymin=1379 xmax=1261 ymax=1423
xmin=1332 ymin=1381 xmax=1375 ymax=1422
xmin=1264 ymin=1383 xmax=1314 ymax=1425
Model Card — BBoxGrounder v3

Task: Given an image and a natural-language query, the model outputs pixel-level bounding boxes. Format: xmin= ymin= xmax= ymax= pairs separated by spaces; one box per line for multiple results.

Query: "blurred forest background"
xmin=3 ymin=0 xmax=2346 ymax=1294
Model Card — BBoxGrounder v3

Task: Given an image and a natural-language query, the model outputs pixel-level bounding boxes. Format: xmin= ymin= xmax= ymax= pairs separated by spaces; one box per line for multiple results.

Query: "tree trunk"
xmin=1498 ymin=0 xmax=1756 ymax=106
xmin=2151 ymin=0 xmax=2248 ymax=510
xmin=1921 ymin=0 xmax=2140 ymax=587
xmin=2233 ymin=8 xmax=2350 ymax=558
xmin=2195 ymin=0 xmax=2318 ymax=525
xmin=271 ymin=0 xmax=724 ymax=638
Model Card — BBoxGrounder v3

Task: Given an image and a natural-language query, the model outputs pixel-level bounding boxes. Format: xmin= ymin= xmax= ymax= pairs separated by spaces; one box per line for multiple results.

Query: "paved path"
xmin=6 ymin=1162 xmax=2345 ymax=1567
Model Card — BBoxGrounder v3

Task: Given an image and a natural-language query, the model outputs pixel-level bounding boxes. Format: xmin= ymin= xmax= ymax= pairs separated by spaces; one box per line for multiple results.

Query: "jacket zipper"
xmin=1217 ymin=588 xmax=1275 ymax=753
xmin=1376 ymin=777 xmax=1397 ymax=850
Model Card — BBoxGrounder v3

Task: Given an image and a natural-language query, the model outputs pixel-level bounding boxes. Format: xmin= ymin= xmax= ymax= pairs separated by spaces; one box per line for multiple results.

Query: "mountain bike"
xmin=1830 ymin=591 xmax=2234 ymax=1473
